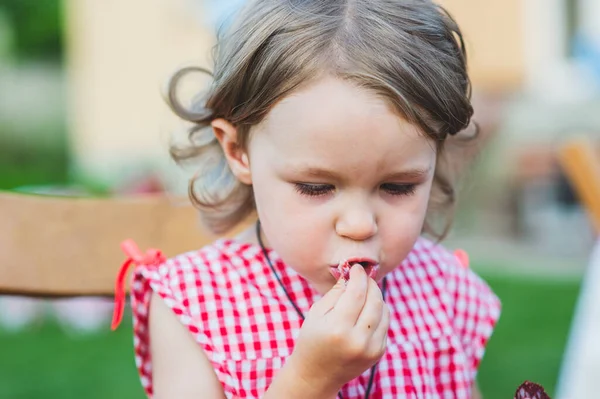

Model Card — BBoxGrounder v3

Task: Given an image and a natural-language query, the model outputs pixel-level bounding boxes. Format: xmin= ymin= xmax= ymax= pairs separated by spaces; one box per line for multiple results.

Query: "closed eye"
xmin=294 ymin=183 xmax=335 ymax=197
xmin=380 ymin=183 xmax=417 ymax=196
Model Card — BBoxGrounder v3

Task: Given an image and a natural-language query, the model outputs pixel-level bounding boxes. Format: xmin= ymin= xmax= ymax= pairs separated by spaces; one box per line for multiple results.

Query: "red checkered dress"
xmin=128 ymin=237 xmax=500 ymax=398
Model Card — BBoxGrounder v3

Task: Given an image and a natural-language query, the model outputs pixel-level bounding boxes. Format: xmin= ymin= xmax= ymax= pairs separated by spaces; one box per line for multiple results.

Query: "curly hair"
xmin=167 ymin=0 xmax=476 ymax=239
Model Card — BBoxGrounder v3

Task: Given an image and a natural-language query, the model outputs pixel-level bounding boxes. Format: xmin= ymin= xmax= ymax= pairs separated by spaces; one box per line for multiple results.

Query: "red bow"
xmin=453 ymin=249 xmax=470 ymax=269
xmin=111 ymin=239 xmax=166 ymax=330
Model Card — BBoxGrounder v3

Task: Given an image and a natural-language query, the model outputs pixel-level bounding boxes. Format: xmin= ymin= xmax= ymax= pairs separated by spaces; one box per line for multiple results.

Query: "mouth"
xmin=330 ymin=258 xmax=379 ymax=282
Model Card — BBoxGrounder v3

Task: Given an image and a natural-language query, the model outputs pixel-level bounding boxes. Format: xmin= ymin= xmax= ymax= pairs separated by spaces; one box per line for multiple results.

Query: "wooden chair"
xmin=0 ymin=190 xmax=247 ymax=298
xmin=555 ymin=137 xmax=600 ymax=399
xmin=558 ymin=138 xmax=600 ymax=234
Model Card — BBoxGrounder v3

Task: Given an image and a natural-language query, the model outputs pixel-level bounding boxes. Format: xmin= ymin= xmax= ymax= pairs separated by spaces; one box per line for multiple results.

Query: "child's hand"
xmin=287 ymin=264 xmax=390 ymax=396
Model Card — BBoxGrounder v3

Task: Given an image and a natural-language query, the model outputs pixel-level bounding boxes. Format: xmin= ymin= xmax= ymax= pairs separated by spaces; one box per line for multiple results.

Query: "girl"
xmin=112 ymin=0 xmax=501 ymax=398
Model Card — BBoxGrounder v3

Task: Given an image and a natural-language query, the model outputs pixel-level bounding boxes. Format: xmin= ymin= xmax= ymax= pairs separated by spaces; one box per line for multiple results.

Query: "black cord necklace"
xmin=255 ymin=220 xmax=386 ymax=399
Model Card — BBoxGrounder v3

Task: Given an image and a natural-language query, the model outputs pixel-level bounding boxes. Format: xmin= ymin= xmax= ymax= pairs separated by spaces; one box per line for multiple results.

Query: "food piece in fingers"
xmin=334 ymin=259 xmax=379 ymax=283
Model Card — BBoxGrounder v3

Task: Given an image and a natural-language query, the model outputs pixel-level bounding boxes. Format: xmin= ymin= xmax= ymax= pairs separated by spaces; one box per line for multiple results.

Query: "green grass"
xmin=0 ymin=273 xmax=581 ymax=399
xmin=0 ymin=312 xmax=145 ymax=399
xmin=477 ymin=274 xmax=581 ymax=399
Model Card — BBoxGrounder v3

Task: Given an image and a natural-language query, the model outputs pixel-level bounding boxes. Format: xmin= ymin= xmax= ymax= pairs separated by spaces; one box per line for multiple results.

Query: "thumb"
xmin=310 ymin=277 xmax=346 ymax=315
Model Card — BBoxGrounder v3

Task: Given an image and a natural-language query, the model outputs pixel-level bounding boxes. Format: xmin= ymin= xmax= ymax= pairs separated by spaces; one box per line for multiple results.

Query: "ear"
xmin=211 ymin=118 xmax=252 ymax=185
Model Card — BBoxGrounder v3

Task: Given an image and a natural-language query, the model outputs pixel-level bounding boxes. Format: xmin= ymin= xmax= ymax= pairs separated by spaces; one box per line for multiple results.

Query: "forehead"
xmin=250 ymin=77 xmax=435 ymax=171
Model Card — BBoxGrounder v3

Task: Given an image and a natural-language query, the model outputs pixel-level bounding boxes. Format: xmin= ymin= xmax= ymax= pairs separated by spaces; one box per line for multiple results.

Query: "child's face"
xmin=229 ymin=77 xmax=436 ymax=294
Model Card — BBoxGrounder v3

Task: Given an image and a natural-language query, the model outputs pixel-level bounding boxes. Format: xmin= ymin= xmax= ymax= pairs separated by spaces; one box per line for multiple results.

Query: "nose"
xmin=335 ymin=201 xmax=378 ymax=241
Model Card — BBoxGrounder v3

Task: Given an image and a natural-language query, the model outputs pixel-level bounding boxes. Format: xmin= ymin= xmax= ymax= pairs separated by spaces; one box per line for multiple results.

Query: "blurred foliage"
xmin=0 ymin=0 xmax=63 ymax=62
xmin=0 ymin=131 xmax=69 ymax=190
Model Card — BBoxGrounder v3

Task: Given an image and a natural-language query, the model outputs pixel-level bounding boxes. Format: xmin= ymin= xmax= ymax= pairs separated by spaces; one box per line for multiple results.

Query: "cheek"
xmin=380 ymin=201 xmax=426 ymax=240
xmin=252 ymin=175 xmax=321 ymax=241
xmin=253 ymin=183 xmax=329 ymax=270
xmin=385 ymin=180 xmax=433 ymax=221
xmin=411 ymin=182 xmax=434 ymax=226
xmin=379 ymin=185 xmax=433 ymax=262
xmin=379 ymin=215 xmax=423 ymax=269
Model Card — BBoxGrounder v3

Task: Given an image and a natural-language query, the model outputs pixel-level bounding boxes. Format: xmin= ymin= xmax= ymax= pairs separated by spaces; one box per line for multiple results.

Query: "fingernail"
xmin=350 ymin=263 xmax=365 ymax=278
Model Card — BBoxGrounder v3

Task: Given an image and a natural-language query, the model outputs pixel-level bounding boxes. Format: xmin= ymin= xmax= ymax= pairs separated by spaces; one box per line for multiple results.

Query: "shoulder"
xmin=403 ymin=236 xmax=501 ymax=320
xmin=129 ymin=238 xmax=269 ymax=340
xmin=416 ymin=237 xmax=500 ymax=323
xmin=402 ymin=236 xmax=502 ymax=369
xmin=135 ymin=239 xmax=256 ymax=301
xmin=401 ymin=237 xmax=500 ymax=309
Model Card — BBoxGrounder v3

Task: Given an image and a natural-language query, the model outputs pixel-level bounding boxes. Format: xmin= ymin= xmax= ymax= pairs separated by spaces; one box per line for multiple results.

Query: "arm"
xmin=263 ymin=356 xmax=339 ymax=399
xmin=472 ymin=381 xmax=483 ymax=399
xmin=149 ymin=292 xmax=226 ymax=399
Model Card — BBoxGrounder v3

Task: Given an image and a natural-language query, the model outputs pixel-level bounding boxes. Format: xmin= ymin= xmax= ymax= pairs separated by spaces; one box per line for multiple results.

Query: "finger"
xmin=355 ymin=278 xmax=384 ymax=330
xmin=309 ymin=276 xmax=346 ymax=316
xmin=370 ymin=302 xmax=390 ymax=353
xmin=331 ymin=264 xmax=368 ymax=326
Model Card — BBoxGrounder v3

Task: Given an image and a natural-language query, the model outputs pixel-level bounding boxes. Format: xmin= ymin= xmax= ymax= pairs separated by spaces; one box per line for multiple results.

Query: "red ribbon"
xmin=453 ymin=249 xmax=470 ymax=269
xmin=111 ymin=239 xmax=166 ymax=331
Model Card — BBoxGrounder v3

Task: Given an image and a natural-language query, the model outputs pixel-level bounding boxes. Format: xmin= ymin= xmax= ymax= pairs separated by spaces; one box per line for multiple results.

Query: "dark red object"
xmin=514 ymin=381 xmax=551 ymax=399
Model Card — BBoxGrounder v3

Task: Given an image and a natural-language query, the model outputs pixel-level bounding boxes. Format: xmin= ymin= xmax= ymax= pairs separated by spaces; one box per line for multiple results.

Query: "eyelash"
xmin=294 ymin=183 xmax=334 ymax=197
xmin=294 ymin=183 xmax=417 ymax=197
xmin=380 ymin=183 xmax=417 ymax=196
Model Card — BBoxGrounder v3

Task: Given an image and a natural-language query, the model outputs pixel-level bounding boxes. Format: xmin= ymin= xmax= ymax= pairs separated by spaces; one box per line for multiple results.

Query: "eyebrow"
xmin=381 ymin=168 xmax=432 ymax=181
xmin=294 ymin=166 xmax=432 ymax=181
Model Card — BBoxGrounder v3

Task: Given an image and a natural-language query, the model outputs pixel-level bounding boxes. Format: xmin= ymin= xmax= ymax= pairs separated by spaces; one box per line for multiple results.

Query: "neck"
xmin=235 ymin=220 xmax=265 ymax=247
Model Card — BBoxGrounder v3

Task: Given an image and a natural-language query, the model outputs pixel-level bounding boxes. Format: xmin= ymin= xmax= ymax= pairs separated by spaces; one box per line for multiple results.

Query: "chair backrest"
xmin=0 ymin=191 xmax=249 ymax=297
xmin=558 ymin=138 xmax=600 ymax=234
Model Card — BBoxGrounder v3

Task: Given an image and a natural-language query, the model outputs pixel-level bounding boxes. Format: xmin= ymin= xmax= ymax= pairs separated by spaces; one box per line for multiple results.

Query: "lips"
xmin=330 ymin=258 xmax=379 ymax=282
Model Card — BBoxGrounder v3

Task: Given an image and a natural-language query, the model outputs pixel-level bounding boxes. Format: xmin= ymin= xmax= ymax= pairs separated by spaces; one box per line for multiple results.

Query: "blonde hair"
xmin=168 ymin=0 xmax=475 ymax=239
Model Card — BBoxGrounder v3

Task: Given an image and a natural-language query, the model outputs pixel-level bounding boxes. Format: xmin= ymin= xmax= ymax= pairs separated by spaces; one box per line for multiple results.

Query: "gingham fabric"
xmin=130 ymin=236 xmax=501 ymax=398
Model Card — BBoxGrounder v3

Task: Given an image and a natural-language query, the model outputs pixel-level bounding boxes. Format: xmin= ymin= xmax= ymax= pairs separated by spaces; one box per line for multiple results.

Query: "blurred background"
xmin=1 ymin=0 xmax=599 ymax=398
